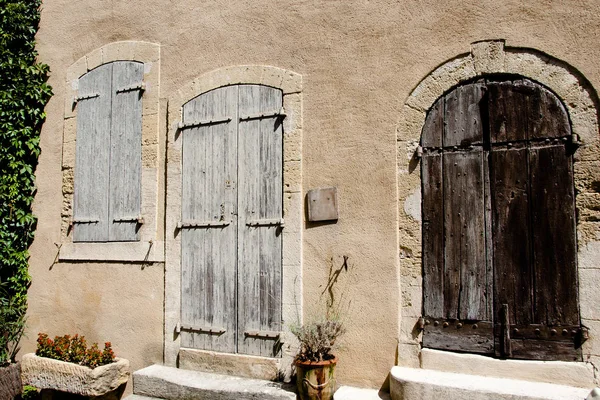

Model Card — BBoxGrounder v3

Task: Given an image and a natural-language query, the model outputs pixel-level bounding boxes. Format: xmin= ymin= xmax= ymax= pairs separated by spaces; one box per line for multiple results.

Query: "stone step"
xmin=123 ymin=395 xmax=163 ymax=400
xmin=390 ymin=366 xmax=593 ymax=400
xmin=132 ymin=364 xmax=296 ymax=400
xmin=334 ymin=385 xmax=391 ymax=400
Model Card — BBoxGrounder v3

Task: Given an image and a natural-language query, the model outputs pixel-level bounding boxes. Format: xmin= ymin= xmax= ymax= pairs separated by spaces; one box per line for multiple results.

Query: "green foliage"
xmin=36 ymin=333 xmax=116 ymax=369
xmin=22 ymin=385 xmax=39 ymax=400
xmin=0 ymin=0 xmax=52 ymax=364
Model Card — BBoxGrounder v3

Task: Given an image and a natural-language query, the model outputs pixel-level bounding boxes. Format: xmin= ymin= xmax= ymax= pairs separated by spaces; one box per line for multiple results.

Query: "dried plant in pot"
xmin=291 ymin=318 xmax=345 ymax=400
xmin=0 ymin=285 xmax=26 ymax=400
xmin=21 ymin=333 xmax=130 ymax=397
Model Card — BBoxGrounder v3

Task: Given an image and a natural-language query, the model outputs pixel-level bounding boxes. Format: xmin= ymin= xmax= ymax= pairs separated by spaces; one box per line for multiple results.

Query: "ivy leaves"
xmin=0 ymin=0 xmax=52 ymax=363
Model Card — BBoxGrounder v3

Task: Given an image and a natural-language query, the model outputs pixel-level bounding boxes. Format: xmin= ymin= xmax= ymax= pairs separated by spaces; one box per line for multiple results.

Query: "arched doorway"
xmin=421 ymin=76 xmax=583 ymax=361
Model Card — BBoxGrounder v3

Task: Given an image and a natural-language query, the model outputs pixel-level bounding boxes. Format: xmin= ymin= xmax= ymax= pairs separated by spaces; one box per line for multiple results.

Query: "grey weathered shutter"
xmin=488 ymin=80 xmax=580 ymax=361
xmin=73 ymin=63 xmax=113 ymax=242
xmin=108 ymin=61 xmax=144 ymax=241
xmin=237 ymin=85 xmax=283 ymax=357
xmin=422 ymin=83 xmax=494 ymax=355
xmin=180 ymin=86 xmax=238 ymax=353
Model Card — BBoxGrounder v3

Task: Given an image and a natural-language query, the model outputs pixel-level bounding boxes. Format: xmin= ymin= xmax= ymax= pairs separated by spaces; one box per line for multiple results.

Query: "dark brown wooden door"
xmin=421 ymin=77 xmax=582 ymax=361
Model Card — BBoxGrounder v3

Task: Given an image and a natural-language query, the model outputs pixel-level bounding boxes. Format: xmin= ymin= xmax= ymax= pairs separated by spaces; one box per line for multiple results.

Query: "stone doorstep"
xmin=390 ymin=366 xmax=593 ymax=400
xmin=334 ymin=385 xmax=391 ymax=400
xmin=132 ymin=364 xmax=296 ymax=400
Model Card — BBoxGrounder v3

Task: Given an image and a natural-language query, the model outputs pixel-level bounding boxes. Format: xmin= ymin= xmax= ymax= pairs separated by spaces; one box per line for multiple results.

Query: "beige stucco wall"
xmin=27 ymin=0 xmax=600 ymax=392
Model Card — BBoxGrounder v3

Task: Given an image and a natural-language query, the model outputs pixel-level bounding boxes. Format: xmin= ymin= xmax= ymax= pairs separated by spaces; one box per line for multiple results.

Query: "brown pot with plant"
xmin=291 ymin=319 xmax=345 ymax=400
xmin=0 ymin=284 xmax=26 ymax=400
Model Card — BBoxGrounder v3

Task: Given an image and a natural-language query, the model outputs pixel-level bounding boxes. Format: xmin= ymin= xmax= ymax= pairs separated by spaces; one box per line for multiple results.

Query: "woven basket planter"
xmin=21 ymin=353 xmax=129 ymax=397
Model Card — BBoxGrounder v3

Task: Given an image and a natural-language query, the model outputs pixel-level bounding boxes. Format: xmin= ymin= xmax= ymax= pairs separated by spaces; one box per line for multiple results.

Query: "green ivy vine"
xmin=0 ymin=0 xmax=52 ymax=363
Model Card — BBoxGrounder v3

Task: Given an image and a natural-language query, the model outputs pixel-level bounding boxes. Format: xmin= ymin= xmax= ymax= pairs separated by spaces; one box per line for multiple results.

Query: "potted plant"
xmin=0 ymin=284 xmax=26 ymax=400
xmin=21 ymin=333 xmax=130 ymax=397
xmin=291 ymin=317 xmax=345 ymax=400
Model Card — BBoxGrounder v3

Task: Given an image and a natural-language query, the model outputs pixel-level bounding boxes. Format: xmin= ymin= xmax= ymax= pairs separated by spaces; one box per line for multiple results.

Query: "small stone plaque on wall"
xmin=307 ymin=187 xmax=338 ymax=222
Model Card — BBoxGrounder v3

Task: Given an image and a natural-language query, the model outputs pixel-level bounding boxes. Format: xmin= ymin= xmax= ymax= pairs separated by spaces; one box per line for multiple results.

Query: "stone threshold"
xmin=131 ymin=364 xmax=296 ymax=400
xmin=390 ymin=366 xmax=593 ymax=400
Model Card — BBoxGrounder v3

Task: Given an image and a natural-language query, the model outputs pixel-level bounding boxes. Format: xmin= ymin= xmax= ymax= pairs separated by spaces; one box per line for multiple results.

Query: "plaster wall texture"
xmin=27 ymin=0 xmax=600 ymax=392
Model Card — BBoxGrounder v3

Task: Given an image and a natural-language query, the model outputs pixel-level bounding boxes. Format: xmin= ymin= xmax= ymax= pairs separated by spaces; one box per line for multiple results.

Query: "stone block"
xmin=579 ymin=269 xmax=600 ymax=320
xmin=400 ymin=315 xmax=422 ymax=345
xmin=64 ymin=92 xmax=77 ymax=119
xmin=421 ymin=348 xmax=595 ymax=388
xmin=133 ymin=43 xmax=160 ymax=63
xmin=578 ymin=222 xmax=600 ymax=247
xmin=283 ymin=126 xmax=302 ymax=162
xmin=86 ymin=48 xmax=103 ymax=71
xmin=579 ymin=241 xmax=600 ymax=269
xmin=142 ymin=145 xmax=158 ymax=168
xmin=283 ymin=160 xmax=301 ymax=193
xmin=179 ymin=348 xmax=280 ymax=381
xmin=132 ymin=364 xmax=295 ymax=400
xmin=397 ymin=105 xmax=426 ymax=142
xmin=62 ymin=168 xmax=74 ymax=195
xmin=142 ymin=113 xmax=159 ymax=145
xmin=21 ymin=353 xmax=130 ymax=397
xmin=334 ymin=386 xmax=391 ymax=400
xmin=281 ymin=70 xmax=302 ymax=94
xmin=401 ymin=284 xmax=423 ymax=318
xmin=582 ymin=319 xmax=600 ymax=357
xmin=396 ymin=342 xmax=421 ymax=368
xmin=66 ymin=56 xmax=87 ymax=83
xmin=471 ymin=40 xmax=505 ymax=75
xmin=260 ymin=66 xmax=285 ymax=90
xmin=390 ymin=366 xmax=591 ymax=400
xmin=283 ymin=191 xmax=303 ymax=232
xmin=282 ymin=264 xmax=302 ymax=305
xmin=62 ymin=141 xmax=76 ymax=169
xmin=102 ymin=42 xmax=135 ymax=63
xmin=0 ymin=362 xmax=21 ymax=400
xmin=63 ymin=117 xmax=77 ymax=144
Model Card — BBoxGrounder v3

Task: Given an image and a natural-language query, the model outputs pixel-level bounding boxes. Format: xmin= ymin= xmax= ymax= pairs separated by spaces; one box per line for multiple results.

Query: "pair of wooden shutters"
xmin=73 ymin=61 xmax=144 ymax=242
xmin=422 ymin=78 xmax=582 ymax=361
xmin=179 ymin=85 xmax=283 ymax=357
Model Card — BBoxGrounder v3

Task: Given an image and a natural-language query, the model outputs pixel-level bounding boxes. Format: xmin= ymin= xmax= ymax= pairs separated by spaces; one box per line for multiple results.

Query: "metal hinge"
xmin=244 ymin=330 xmax=281 ymax=339
xmin=179 ymin=324 xmax=226 ymax=335
xmin=177 ymin=220 xmax=231 ymax=229
xmin=116 ymin=82 xmax=146 ymax=94
xmin=73 ymin=93 xmax=100 ymax=105
xmin=178 ymin=117 xmax=232 ymax=130
xmin=246 ymin=218 xmax=284 ymax=227
xmin=113 ymin=215 xmax=144 ymax=224
xmin=71 ymin=217 xmax=100 ymax=225
xmin=239 ymin=107 xmax=286 ymax=122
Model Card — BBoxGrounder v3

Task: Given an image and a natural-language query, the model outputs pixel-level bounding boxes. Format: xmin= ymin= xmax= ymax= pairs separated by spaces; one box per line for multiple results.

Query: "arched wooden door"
xmin=421 ymin=77 xmax=584 ymax=361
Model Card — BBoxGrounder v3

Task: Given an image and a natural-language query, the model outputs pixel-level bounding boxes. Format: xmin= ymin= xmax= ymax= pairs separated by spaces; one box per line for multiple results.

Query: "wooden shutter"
xmin=109 ymin=61 xmax=144 ymax=241
xmin=237 ymin=85 xmax=283 ymax=357
xmin=180 ymin=86 xmax=238 ymax=353
xmin=73 ymin=63 xmax=113 ymax=242
xmin=422 ymin=83 xmax=494 ymax=355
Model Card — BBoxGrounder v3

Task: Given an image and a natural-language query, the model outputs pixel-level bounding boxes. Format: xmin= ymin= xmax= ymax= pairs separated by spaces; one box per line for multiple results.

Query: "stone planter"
xmin=21 ymin=353 xmax=129 ymax=397
xmin=0 ymin=362 xmax=21 ymax=400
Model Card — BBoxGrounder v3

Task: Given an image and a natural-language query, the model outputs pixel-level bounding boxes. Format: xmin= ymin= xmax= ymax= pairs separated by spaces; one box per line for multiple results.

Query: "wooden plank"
xmin=491 ymin=147 xmax=532 ymax=326
xmin=442 ymin=150 xmax=486 ymax=320
xmin=421 ymin=97 xmax=444 ymax=148
xmin=529 ymin=145 xmax=578 ymax=326
xmin=237 ymin=85 xmax=283 ymax=357
xmin=487 ymin=80 xmax=530 ymax=144
xmin=444 ymin=83 xmax=485 ymax=147
xmin=422 ymin=153 xmax=443 ymax=318
xmin=423 ymin=320 xmax=494 ymax=354
xmin=73 ymin=63 xmax=113 ymax=242
xmin=526 ymin=81 xmax=570 ymax=140
xmin=108 ymin=61 xmax=144 ymax=241
xmin=180 ymin=86 xmax=238 ymax=353
xmin=498 ymin=338 xmax=582 ymax=361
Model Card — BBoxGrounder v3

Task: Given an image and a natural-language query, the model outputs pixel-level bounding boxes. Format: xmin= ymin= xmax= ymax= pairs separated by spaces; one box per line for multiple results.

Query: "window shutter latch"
xmin=239 ymin=107 xmax=286 ymax=121
xmin=116 ymin=81 xmax=146 ymax=94
xmin=72 ymin=93 xmax=100 ymax=106
xmin=113 ymin=215 xmax=144 ymax=224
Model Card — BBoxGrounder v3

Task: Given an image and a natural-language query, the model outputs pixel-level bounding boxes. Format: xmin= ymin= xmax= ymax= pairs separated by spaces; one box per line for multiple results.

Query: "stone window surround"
xmin=397 ymin=40 xmax=600 ymax=385
xmin=59 ymin=41 xmax=164 ymax=262
xmin=163 ymin=65 xmax=303 ymax=378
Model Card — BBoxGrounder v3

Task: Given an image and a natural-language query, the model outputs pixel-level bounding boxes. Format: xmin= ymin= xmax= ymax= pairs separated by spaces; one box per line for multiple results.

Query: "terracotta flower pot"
xmin=21 ymin=353 xmax=129 ymax=397
xmin=0 ymin=362 xmax=21 ymax=400
xmin=295 ymin=357 xmax=337 ymax=400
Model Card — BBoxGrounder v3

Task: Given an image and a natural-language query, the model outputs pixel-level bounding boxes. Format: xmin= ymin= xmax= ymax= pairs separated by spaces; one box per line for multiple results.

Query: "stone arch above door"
xmin=164 ymin=66 xmax=302 ymax=380
xmin=396 ymin=40 xmax=600 ymax=374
